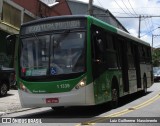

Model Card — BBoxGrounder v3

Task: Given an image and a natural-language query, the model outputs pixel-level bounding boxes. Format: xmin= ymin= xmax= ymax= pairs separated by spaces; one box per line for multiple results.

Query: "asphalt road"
xmin=0 ymin=83 xmax=160 ymax=126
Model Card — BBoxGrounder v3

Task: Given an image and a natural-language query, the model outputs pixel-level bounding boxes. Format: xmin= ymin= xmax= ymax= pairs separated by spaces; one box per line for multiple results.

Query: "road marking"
xmin=75 ymin=93 xmax=160 ymax=126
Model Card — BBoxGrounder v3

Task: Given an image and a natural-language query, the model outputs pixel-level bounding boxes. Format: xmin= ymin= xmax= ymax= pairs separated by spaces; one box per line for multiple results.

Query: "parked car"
xmin=153 ymin=67 xmax=160 ymax=82
xmin=9 ymin=73 xmax=17 ymax=89
xmin=0 ymin=66 xmax=15 ymax=96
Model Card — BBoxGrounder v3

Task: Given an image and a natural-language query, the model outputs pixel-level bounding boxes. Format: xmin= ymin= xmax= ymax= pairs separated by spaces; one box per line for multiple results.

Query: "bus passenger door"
xmin=91 ymin=26 xmax=106 ymax=103
xmin=118 ymin=39 xmax=129 ymax=93
xmin=91 ymin=35 xmax=105 ymax=79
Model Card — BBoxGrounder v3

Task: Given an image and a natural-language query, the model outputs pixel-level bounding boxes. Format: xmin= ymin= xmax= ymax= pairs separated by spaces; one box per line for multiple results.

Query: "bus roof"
xmin=21 ymin=15 xmax=150 ymax=47
xmin=117 ymin=28 xmax=150 ymax=46
xmin=88 ymin=16 xmax=150 ymax=47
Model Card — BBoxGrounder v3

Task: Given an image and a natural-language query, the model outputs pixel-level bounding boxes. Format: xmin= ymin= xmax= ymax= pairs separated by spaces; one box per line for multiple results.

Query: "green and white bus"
xmin=14 ymin=15 xmax=153 ymax=109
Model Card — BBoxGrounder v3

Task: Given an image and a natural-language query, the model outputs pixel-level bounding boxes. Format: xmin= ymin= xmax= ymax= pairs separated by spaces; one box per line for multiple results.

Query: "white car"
xmin=153 ymin=67 xmax=160 ymax=82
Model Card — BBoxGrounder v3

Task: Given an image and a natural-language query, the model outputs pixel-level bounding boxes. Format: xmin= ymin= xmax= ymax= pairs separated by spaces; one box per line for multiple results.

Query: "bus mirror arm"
xmin=6 ymin=34 xmax=17 ymax=55
xmin=6 ymin=35 xmax=17 ymax=42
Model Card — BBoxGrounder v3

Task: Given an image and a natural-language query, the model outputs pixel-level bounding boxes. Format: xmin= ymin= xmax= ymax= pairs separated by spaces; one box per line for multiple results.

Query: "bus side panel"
xmin=93 ymin=70 xmax=122 ymax=105
xmin=85 ymin=82 xmax=95 ymax=105
xmin=128 ymin=69 xmax=137 ymax=94
xmin=146 ymin=65 xmax=152 ymax=88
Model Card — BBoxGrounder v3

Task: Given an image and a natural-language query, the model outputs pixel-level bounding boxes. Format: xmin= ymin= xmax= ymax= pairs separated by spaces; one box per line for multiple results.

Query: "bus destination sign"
xmin=22 ymin=20 xmax=85 ymax=34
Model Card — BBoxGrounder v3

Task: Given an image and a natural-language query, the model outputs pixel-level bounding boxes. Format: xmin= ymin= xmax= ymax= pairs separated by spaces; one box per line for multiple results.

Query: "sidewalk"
xmin=0 ymin=90 xmax=21 ymax=112
xmin=0 ymin=90 xmax=38 ymax=117
xmin=0 ymin=90 xmax=31 ymax=116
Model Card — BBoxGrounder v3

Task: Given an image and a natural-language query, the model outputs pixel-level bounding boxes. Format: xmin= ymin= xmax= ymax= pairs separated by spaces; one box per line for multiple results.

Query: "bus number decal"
xmin=57 ymin=84 xmax=70 ymax=89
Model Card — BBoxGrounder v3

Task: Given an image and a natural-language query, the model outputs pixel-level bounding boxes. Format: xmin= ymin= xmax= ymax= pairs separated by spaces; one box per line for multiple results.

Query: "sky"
xmin=76 ymin=0 xmax=160 ymax=47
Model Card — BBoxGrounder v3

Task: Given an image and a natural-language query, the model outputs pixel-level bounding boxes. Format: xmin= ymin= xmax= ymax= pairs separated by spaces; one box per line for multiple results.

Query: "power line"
xmin=112 ymin=11 xmax=137 ymax=15
xmin=115 ymin=15 xmax=160 ymax=18
xmin=127 ymin=0 xmax=138 ymax=16
xmin=152 ymin=34 xmax=160 ymax=48
xmin=113 ymin=0 xmax=130 ymax=16
xmin=95 ymin=14 xmax=160 ymax=19
xmin=114 ymin=15 xmax=160 ymax=38
xmin=141 ymin=27 xmax=160 ymax=37
xmin=151 ymin=18 xmax=154 ymax=30
xmin=121 ymin=0 xmax=135 ymax=16
xmin=97 ymin=0 xmax=105 ymax=10
xmin=143 ymin=18 xmax=152 ymax=36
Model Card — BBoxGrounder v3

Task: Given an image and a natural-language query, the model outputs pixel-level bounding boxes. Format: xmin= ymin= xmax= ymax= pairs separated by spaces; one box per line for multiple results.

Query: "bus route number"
xmin=57 ymin=84 xmax=70 ymax=89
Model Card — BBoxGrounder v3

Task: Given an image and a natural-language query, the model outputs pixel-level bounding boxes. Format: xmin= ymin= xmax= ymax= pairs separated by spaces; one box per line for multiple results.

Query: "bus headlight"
xmin=75 ymin=77 xmax=86 ymax=90
xmin=20 ymin=82 xmax=30 ymax=93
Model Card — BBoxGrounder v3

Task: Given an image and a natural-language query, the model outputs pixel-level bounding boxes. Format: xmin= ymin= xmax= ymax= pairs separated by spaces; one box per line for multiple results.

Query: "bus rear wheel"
xmin=111 ymin=88 xmax=119 ymax=109
xmin=51 ymin=106 xmax=64 ymax=111
xmin=142 ymin=76 xmax=147 ymax=94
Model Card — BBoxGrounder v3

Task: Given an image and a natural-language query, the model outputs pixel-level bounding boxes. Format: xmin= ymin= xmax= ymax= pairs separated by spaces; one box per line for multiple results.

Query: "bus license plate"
xmin=46 ymin=98 xmax=59 ymax=103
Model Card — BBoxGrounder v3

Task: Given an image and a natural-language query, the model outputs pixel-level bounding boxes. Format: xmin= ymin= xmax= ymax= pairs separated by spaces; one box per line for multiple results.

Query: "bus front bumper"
xmin=18 ymin=83 xmax=95 ymax=108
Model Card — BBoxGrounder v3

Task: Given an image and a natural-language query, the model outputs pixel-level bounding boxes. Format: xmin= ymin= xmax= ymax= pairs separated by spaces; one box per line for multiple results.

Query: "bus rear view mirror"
xmin=6 ymin=35 xmax=17 ymax=55
xmin=6 ymin=35 xmax=16 ymax=42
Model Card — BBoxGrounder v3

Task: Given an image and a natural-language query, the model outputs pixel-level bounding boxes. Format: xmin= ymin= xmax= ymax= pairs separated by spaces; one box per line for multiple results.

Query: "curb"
xmin=0 ymin=108 xmax=39 ymax=117
xmin=0 ymin=112 xmax=5 ymax=116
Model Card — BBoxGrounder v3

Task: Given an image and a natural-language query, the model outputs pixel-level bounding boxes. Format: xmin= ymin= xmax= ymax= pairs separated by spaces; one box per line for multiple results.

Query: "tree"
xmin=152 ymin=49 xmax=160 ymax=66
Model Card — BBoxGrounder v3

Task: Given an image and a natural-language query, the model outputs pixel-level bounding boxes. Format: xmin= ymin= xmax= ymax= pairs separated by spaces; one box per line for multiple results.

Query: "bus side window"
xmin=127 ymin=42 xmax=135 ymax=69
xmin=105 ymin=33 xmax=118 ymax=68
xmin=146 ymin=47 xmax=151 ymax=63
xmin=139 ymin=45 xmax=147 ymax=63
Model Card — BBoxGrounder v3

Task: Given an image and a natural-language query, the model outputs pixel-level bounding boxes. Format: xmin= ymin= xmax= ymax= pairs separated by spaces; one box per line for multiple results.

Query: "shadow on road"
xmin=118 ymin=91 xmax=152 ymax=107
xmin=0 ymin=94 xmax=14 ymax=98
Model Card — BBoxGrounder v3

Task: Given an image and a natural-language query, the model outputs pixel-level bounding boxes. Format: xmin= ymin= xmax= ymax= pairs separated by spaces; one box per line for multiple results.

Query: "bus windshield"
xmin=20 ymin=31 xmax=86 ymax=77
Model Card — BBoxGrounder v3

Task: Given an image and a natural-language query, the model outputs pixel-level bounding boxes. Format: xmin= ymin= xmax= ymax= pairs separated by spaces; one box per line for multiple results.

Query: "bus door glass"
xmin=91 ymin=25 xmax=106 ymax=79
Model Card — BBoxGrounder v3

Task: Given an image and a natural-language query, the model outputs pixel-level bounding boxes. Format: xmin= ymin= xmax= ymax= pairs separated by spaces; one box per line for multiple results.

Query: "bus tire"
xmin=142 ymin=76 xmax=147 ymax=94
xmin=0 ymin=83 xmax=8 ymax=97
xmin=110 ymin=78 xmax=119 ymax=109
xmin=51 ymin=106 xmax=64 ymax=111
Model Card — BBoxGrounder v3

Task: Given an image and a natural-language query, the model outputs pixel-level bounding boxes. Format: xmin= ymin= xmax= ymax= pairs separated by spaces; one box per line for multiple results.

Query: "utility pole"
xmin=88 ymin=0 xmax=93 ymax=15
xmin=115 ymin=15 xmax=160 ymax=38
xmin=138 ymin=15 xmax=141 ymax=38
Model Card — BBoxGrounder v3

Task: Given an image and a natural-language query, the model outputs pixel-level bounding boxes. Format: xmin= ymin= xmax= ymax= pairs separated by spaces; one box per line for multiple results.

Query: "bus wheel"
xmin=111 ymin=88 xmax=119 ymax=109
xmin=0 ymin=83 xmax=8 ymax=96
xmin=51 ymin=106 xmax=64 ymax=111
xmin=143 ymin=77 xmax=147 ymax=94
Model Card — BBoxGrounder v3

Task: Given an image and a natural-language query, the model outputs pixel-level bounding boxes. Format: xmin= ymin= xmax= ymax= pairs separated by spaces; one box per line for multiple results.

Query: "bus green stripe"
xmin=88 ymin=16 xmax=117 ymax=33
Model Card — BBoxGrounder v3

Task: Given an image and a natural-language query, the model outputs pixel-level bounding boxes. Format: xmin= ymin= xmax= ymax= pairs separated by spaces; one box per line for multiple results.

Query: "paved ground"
xmin=0 ymin=83 xmax=160 ymax=126
xmin=0 ymin=90 xmax=23 ymax=115
xmin=0 ymin=82 xmax=159 ymax=117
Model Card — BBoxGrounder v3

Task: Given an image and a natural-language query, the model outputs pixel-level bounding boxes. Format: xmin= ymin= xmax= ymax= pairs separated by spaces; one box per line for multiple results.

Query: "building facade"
xmin=0 ymin=0 xmax=128 ymax=71
xmin=67 ymin=0 xmax=128 ymax=32
xmin=0 ymin=0 xmax=71 ymax=35
xmin=0 ymin=0 xmax=128 ymax=35
xmin=0 ymin=0 xmax=71 ymax=69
